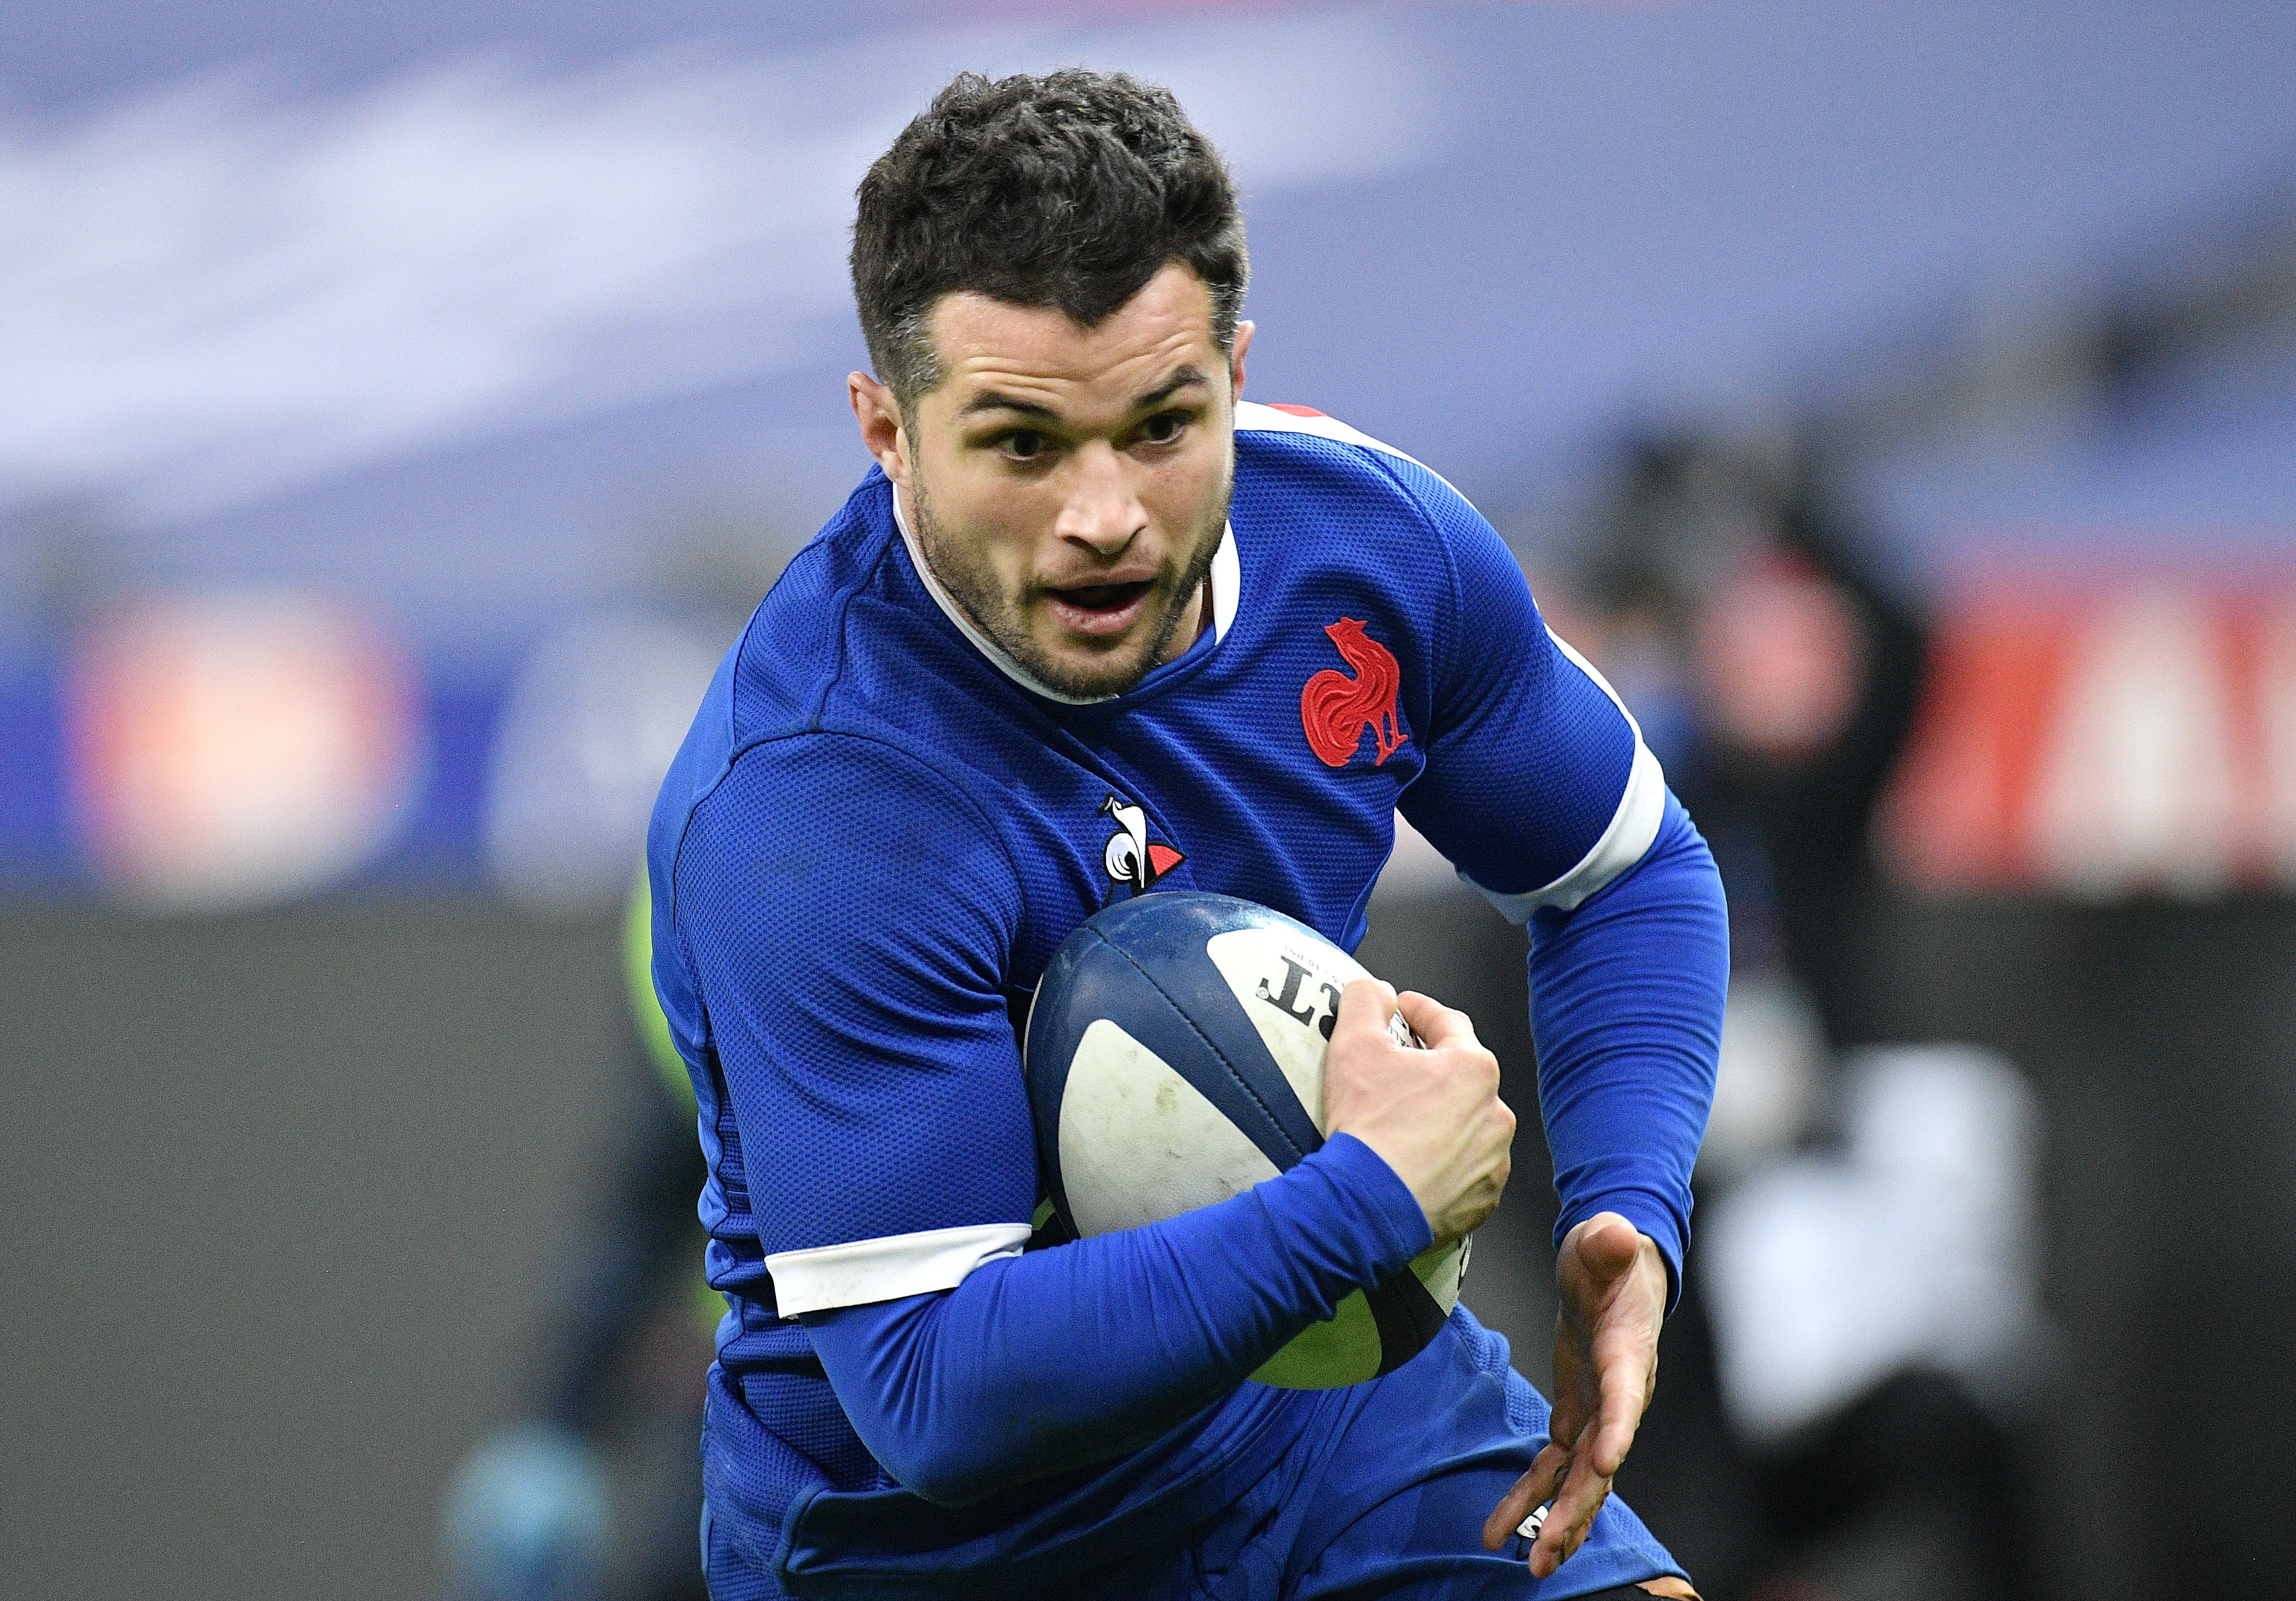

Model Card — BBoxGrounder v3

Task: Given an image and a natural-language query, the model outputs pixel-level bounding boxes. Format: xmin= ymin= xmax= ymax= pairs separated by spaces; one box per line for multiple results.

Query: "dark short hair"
xmin=851 ymin=69 xmax=1249 ymax=405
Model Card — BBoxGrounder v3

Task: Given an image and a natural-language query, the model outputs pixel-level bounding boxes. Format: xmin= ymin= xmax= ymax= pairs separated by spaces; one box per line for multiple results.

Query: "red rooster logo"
xmin=1300 ymin=617 xmax=1407 ymax=768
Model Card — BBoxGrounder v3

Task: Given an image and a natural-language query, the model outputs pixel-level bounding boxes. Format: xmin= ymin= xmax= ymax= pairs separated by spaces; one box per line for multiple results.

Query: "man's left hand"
xmin=1479 ymin=1212 xmax=1668 ymax=1579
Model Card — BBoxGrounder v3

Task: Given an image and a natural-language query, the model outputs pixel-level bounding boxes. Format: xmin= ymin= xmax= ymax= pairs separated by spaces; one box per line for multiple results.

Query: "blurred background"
xmin=4 ymin=3 xmax=2292 ymax=1598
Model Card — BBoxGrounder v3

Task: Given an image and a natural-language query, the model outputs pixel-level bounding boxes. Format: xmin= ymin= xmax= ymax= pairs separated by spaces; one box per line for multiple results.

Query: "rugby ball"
xmin=1022 ymin=892 xmax=1468 ymax=1389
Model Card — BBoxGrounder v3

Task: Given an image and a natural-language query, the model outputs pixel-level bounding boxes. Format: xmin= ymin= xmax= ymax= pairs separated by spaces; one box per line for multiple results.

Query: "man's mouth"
xmin=1058 ymin=581 xmax=1151 ymax=613
xmin=1044 ymin=579 xmax=1155 ymax=638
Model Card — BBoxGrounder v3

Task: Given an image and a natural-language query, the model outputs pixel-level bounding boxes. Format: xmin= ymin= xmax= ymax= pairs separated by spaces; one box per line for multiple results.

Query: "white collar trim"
xmin=890 ymin=483 xmax=1237 ymax=706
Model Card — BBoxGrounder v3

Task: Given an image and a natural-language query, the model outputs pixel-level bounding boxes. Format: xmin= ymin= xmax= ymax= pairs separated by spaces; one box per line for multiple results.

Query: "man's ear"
xmin=1229 ymin=320 xmax=1254 ymax=403
xmin=849 ymin=372 xmax=909 ymax=486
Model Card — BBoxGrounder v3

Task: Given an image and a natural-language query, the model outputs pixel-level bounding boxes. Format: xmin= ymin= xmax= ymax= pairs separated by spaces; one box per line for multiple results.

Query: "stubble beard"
xmin=910 ymin=463 xmax=1231 ymax=699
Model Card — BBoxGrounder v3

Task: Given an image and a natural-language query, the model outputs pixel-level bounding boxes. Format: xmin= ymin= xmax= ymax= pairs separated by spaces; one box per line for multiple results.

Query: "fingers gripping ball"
xmin=1023 ymin=892 xmax=1468 ymax=1388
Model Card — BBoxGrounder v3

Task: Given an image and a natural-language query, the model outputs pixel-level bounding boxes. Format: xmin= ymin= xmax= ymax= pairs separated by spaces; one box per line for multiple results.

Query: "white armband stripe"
xmin=766 ymin=1221 xmax=1033 ymax=1317
xmin=1460 ymin=627 xmax=1669 ymax=922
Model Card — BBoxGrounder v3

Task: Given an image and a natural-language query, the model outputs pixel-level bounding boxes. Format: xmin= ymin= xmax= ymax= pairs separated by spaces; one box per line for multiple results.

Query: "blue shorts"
xmin=706 ymin=1308 xmax=1687 ymax=1600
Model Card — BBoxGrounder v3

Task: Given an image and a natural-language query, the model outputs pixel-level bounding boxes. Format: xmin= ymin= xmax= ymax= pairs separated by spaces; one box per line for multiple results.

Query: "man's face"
xmin=852 ymin=262 xmax=1249 ymax=699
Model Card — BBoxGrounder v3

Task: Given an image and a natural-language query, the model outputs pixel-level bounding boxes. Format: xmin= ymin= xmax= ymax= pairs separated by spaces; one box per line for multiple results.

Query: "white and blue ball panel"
xmin=1024 ymin=891 xmax=1467 ymax=1388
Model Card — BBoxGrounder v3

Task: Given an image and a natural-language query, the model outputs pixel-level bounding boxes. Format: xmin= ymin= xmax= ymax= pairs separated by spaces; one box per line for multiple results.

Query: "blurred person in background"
xmin=1573 ymin=434 xmax=1924 ymax=1035
xmin=443 ymin=501 xmax=801 ymax=1601
xmin=1562 ymin=434 xmax=2047 ymax=1601
xmin=442 ymin=879 xmax=714 ymax=1601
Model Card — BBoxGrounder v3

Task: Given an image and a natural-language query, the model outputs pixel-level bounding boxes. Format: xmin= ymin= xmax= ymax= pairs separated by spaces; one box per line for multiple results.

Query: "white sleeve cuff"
xmin=765 ymin=1221 xmax=1034 ymax=1317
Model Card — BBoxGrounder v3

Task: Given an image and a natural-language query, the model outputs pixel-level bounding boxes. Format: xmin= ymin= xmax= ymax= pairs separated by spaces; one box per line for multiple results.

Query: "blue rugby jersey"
xmin=648 ymin=403 xmax=1718 ymax=1582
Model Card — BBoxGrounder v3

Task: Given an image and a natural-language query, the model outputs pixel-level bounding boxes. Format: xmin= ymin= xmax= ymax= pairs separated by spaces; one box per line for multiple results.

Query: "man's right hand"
xmin=1321 ymin=980 xmax=1514 ymax=1243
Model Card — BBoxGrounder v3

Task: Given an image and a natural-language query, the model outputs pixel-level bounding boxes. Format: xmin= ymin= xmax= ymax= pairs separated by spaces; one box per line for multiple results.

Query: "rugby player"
xmin=650 ymin=69 xmax=1727 ymax=1599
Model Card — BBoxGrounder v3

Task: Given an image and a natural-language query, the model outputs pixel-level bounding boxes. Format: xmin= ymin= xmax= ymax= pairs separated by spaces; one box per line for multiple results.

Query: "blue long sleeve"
xmin=799 ymin=1133 xmax=1431 ymax=1507
xmin=1528 ymin=792 xmax=1727 ymax=1307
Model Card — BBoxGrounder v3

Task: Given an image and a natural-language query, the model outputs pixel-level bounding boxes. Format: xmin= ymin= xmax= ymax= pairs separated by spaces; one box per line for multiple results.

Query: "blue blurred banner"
xmin=4 ymin=0 xmax=2294 ymax=905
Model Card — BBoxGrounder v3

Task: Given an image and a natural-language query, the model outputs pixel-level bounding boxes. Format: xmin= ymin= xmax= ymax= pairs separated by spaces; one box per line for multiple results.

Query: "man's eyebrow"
xmin=956 ymin=366 xmax=1211 ymax=423
xmin=960 ymin=391 xmax=1060 ymax=420
xmin=1132 ymin=365 xmax=1210 ymax=410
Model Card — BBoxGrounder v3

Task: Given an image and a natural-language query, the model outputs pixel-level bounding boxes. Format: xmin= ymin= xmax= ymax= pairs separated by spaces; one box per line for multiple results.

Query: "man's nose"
xmin=1056 ymin=442 xmax=1145 ymax=555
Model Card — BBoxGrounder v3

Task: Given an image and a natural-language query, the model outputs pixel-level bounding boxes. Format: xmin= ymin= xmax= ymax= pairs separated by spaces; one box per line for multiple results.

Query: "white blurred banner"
xmin=0 ymin=15 xmax=1447 ymax=529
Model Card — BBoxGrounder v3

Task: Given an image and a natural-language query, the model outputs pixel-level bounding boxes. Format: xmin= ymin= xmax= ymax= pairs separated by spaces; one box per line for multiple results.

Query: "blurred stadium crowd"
xmin=4 ymin=5 xmax=2292 ymax=1601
